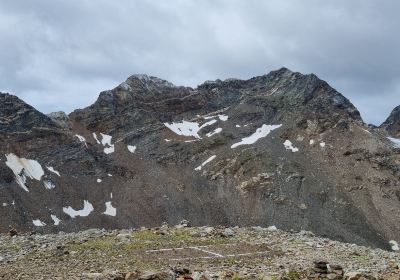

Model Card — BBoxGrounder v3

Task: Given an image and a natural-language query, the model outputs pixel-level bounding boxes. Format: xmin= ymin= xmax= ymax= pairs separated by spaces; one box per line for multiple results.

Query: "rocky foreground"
xmin=0 ymin=224 xmax=399 ymax=279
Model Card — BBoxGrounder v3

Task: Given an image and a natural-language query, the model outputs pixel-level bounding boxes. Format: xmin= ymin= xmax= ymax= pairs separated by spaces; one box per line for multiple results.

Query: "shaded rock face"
xmin=0 ymin=93 xmax=58 ymax=133
xmin=381 ymin=105 xmax=400 ymax=137
xmin=0 ymin=68 xmax=399 ymax=252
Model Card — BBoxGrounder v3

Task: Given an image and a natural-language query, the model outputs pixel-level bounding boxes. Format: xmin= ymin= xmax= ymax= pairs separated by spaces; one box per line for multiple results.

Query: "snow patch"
xmin=100 ymin=133 xmax=115 ymax=154
xmin=218 ymin=114 xmax=228 ymax=121
xmin=200 ymin=119 xmax=217 ymax=128
xmin=320 ymin=142 xmax=326 ymax=148
xmin=119 ymin=81 xmax=132 ymax=91
xmin=63 ymin=200 xmax=94 ymax=218
xmin=127 ymin=145 xmax=136 ymax=153
xmin=387 ymin=137 xmax=400 ymax=148
xmin=309 ymin=139 xmax=314 ymax=145
xmin=164 ymin=139 xmax=172 ymax=142
xmin=51 ymin=215 xmax=61 ymax=226
xmin=389 ymin=240 xmax=399 ymax=251
xmin=104 ymin=146 xmax=115 ymax=154
xmin=5 ymin=154 xmax=45 ymax=192
xmin=97 ymin=179 xmax=102 ymax=183
xmin=75 ymin=135 xmax=86 ymax=142
xmin=164 ymin=119 xmax=217 ymax=139
xmin=267 ymin=225 xmax=277 ymax=231
xmin=283 ymin=140 xmax=299 ymax=152
xmin=92 ymin=132 xmax=101 ymax=144
xmin=203 ymin=115 xmax=216 ymax=120
xmin=164 ymin=120 xmax=202 ymax=138
xmin=32 ymin=219 xmax=46 ymax=227
xmin=100 ymin=133 xmax=112 ymax=146
xmin=46 ymin=166 xmax=60 ymax=177
xmin=184 ymin=139 xmax=199 ymax=143
xmin=206 ymin=128 xmax=222 ymax=137
xmin=231 ymin=124 xmax=282 ymax=149
xmin=103 ymin=201 xmax=116 ymax=216
xmin=43 ymin=180 xmax=55 ymax=190
xmin=195 ymin=155 xmax=216 ymax=171
xmin=235 ymin=124 xmax=241 ymax=128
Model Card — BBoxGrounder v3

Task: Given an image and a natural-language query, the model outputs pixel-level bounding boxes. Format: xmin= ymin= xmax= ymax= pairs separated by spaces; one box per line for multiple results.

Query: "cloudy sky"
xmin=0 ymin=0 xmax=399 ymax=124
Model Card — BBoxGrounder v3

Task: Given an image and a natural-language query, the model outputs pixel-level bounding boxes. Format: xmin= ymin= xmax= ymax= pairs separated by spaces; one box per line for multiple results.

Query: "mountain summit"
xmin=0 ymin=68 xmax=399 ymax=252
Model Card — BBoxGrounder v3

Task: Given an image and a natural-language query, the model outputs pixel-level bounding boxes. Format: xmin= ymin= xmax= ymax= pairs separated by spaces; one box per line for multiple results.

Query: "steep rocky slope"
xmin=1 ymin=68 xmax=400 ymax=252
xmin=382 ymin=105 xmax=400 ymax=138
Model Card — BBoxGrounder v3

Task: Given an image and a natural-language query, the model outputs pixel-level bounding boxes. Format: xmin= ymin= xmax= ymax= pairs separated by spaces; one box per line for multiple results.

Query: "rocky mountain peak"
xmin=119 ymin=74 xmax=176 ymax=92
xmin=0 ymin=92 xmax=58 ymax=133
xmin=381 ymin=105 xmax=400 ymax=137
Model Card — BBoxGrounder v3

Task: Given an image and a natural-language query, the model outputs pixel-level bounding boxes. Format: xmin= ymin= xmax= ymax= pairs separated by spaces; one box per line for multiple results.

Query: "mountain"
xmin=1 ymin=68 xmax=399 ymax=252
xmin=381 ymin=105 xmax=400 ymax=138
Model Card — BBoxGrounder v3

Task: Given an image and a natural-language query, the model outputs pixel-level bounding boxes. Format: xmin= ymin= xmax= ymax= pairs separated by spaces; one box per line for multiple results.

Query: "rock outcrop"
xmin=1 ymin=68 xmax=400 ymax=252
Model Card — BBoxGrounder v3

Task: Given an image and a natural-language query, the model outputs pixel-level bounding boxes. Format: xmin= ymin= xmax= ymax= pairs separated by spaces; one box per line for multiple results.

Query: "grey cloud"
xmin=0 ymin=0 xmax=399 ymax=124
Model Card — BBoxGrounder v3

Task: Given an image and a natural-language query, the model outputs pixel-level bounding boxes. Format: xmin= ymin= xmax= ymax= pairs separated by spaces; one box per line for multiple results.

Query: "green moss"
xmin=354 ymin=255 xmax=370 ymax=265
xmin=232 ymin=273 xmax=241 ymax=280
xmin=283 ymin=270 xmax=301 ymax=280
xmin=3 ymin=243 xmax=22 ymax=252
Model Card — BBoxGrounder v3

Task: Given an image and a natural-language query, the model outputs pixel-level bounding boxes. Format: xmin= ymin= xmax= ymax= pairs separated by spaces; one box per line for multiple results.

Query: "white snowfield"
xmin=231 ymin=124 xmax=282 ymax=149
xmin=164 ymin=119 xmax=218 ymax=139
xmin=51 ymin=215 xmax=61 ymax=226
xmin=63 ymin=200 xmax=94 ymax=218
xmin=5 ymin=153 xmax=45 ymax=192
xmin=195 ymin=155 xmax=216 ymax=171
xmin=103 ymin=201 xmax=117 ymax=216
xmin=283 ymin=140 xmax=299 ymax=152
xmin=127 ymin=145 xmax=137 ymax=153
xmin=32 ymin=219 xmax=46 ymax=227
xmin=387 ymin=137 xmax=400 ymax=148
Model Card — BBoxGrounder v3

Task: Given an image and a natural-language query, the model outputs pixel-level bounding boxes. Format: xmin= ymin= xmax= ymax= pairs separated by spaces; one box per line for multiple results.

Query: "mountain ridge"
xmin=1 ymin=68 xmax=399 ymax=252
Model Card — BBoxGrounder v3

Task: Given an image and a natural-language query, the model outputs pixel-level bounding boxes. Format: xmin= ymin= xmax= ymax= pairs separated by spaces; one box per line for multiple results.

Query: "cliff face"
xmin=1 ymin=68 xmax=399 ymax=251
